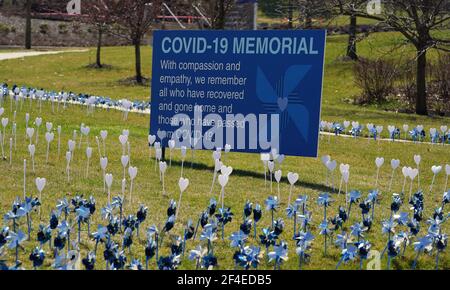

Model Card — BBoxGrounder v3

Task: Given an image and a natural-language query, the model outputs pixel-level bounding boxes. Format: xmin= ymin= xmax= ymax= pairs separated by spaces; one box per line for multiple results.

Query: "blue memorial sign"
xmin=150 ymin=30 xmax=326 ymax=157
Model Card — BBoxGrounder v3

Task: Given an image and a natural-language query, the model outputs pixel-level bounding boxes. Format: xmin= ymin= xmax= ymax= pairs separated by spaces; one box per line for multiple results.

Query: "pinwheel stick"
xmin=375 ymin=167 xmax=380 ymax=189
xmin=210 ymin=170 xmax=217 ymax=195
xmin=429 ymin=174 xmax=436 ymax=194
xmin=388 ymin=169 xmax=396 ymax=192
xmin=23 ymin=160 xmax=26 ymax=199
xmin=270 ymin=171 xmax=273 ymax=194
xmin=176 ymin=191 xmax=183 ymax=220
xmin=181 ymin=160 xmax=185 ymax=178
xmin=263 ymin=163 xmax=267 ymax=188
xmin=277 ymin=181 xmax=281 ymax=201
xmin=288 ymin=184 xmax=294 ymax=206
xmin=0 ymin=131 xmax=4 ymax=159
xmin=162 ymin=172 xmax=166 ymax=195
xmin=444 ymin=175 xmax=449 ymax=194
xmin=9 ymin=138 xmax=12 ymax=166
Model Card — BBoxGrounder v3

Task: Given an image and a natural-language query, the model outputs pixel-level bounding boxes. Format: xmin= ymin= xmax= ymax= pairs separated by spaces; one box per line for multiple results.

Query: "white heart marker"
xmin=35 ymin=177 xmax=46 ymax=218
xmin=176 ymin=177 xmax=190 ymax=219
xmin=287 ymin=172 xmax=299 ymax=205
xmin=45 ymin=132 xmax=54 ymax=163
xmin=429 ymin=165 xmax=442 ymax=194
xmin=274 ymin=170 xmax=282 ymax=200
xmin=159 ymin=161 xmax=167 ymax=195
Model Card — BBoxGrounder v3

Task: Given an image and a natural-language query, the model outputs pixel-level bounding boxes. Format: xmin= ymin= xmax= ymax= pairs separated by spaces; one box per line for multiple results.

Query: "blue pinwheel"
xmin=434 ymin=234 xmax=447 ymax=270
xmin=8 ymin=230 xmax=26 ymax=265
xmin=29 ymin=247 xmax=45 ymax=269
xmin=56 ymin=198 xmax=71 ymax=221
xmin=75 ymin=205 xmax=91 ymax=244
xmin=157 ymin=254 xmax=181 ymax=270
xmin=233 ymin=245 xmax=262 ymax=270
xmin=82 ymin=252 xmax=96 ymax=270
xmin=295 ymin=231 xmax=314 ymax=270
xmin=215 ymin=207 xmax=233 ymax=240
xmin=347 ymin=190 xmax=361 ymax=220
xmin=170 ymin=236 xmax=184 ymax=256
xmin=111 ymin=196 xmax=124 ymax=230
xmin=268 ymin=241 xmax=288 ymax=270
xmin=136 ymin=204 xmax=148 ymax=239
xmin=240 ymin=218 xmax=252 ymax=236
xmin=252 ymin=203 xmax=262 ymax=239
xmin=0 ymin=227 xmax=10 ymax=249
xmin=256 ymin=65 xmax=313 ymax=147
xmin=37 ymin=224 xmax=52 ymax=248
xmin=336 ymin=244 xmax=358 ymax=269
xmin=368 ymin=189 xmax=380 ymax=220
xmin=317 ymin=193 xmax=332 ymax=221
xmin=122 ymin=228 xmax=133 ymax=253
xmin=319 ymin=220 xmax=332 ymax=256
xmin=147 ymin=225 xmax=160 ymax=261
xmin=298 ymin=210 xmax=312 ymax=232
xmin=200 ymin=223 xmax=218 ymax=255
xmin=350 ymin=223 xmax=366 ymax=242
xmin=243 ymin=200 xmax=253 ymax=221
xmin=145 ymin=236 xmax=157 ymax=270
xmin=189 ymin=245 xmax=207 ymax=270
xmin=395 ymin=231 xmax=410 ymax=256
xmin=183 ymin=220 xmax=195 ymax=256
xmin=412 ymin=235 xmax=433 ymax=269
xmin=229 ymin=231 xmax=248 ymax=249
xmin=128 ymin=259 xmax=143 ymax=270
xmin=386 ymin=238 xmax=402 ymax=270
xmin=355 ymin=240 xmax=371 ymax=270
xmin=92 ymin=225 xmax=108 ymax=255
xmin=201 ymin=253 xmax=218 ymax=270
xmin=265 ymin=196 xmax=279 ymax=229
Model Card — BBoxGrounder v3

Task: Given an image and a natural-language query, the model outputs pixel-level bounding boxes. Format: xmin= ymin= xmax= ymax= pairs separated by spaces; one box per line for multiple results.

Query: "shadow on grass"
xmin=159 ymin=158 xmax=336 ymax=193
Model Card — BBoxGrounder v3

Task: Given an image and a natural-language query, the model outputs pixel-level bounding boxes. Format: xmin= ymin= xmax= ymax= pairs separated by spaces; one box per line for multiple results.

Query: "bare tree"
xmin=332 ymin=1 xmax=369 ymax=60
xmin=336 ymin=0 xmax=450 ymax=115
xmin=81 ymin=0 xmax=114 ymax=68
xmin=110 ymin=0 xmax=162 ymax=84
xmin=192 ymin=0 xmax=235 ymax=29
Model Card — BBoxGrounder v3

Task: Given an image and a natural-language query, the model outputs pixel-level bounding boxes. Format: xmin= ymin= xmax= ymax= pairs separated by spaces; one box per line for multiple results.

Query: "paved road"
xmin=0 ymin=49 xmax=87 ymax=61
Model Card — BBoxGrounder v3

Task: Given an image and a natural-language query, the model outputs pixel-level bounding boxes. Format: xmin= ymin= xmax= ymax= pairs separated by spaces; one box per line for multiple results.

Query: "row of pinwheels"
xmin=320 ymin=121 xmax=450 ymax=144
xmin=1 ymin=188 xmax=448 ymax=270
xmin=0 ymin=84 xmax=150 ymax=114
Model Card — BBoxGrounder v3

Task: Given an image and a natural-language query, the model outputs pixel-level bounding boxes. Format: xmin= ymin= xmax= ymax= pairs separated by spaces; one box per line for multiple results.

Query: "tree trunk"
xmin=288 ymin=0 xmax=294 ymax=29
xmin=25 ymin=0 xmax=32 ymax=49
xmin=96 ymin=27 xmax=103 ymax=68
xmin=134 ymin=40 xmax=143 ymax=84
xmin=415 ymin=48 xmax=428 ymax=115
xmin=347 ymin=14 xmax=358 ymax=60
xmin=215 ymin=0 xmax=226 ymax=29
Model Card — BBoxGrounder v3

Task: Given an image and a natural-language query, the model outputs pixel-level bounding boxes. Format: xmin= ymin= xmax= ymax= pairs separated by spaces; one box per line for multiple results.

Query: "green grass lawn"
xmin=0 ymin=98 xmax=448 ymax=270
xmin=0 ymin=30 xmax=449 ymax=270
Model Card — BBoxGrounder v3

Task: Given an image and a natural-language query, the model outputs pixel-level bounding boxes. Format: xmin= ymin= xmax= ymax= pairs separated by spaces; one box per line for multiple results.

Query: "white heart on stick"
xmin=221 ymin=165 xmax=233 ymax=176
xmin=179 ymin=177 xmax=189 ymax=192
xmin=105 ymin=173 xmax=113 ymax=188
xmin=375 ymin=157 xmax=384 ymax=168
xmin=431 ymin=165 xmax=442 ymax=175
xmin=391 ymin=159 xmax=400 ymax=170
xmin=35 ymin=177 xmax=46 ymax=193
xmin=218 ymin=174 xmax=229 ymax=187
xmin=274 ymin=170 xmax=282 ymax=183
xmin=128 ymin=166 xmax=138 ymax=180
xmin=287 ymin=172 xmax=299 ymax=185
